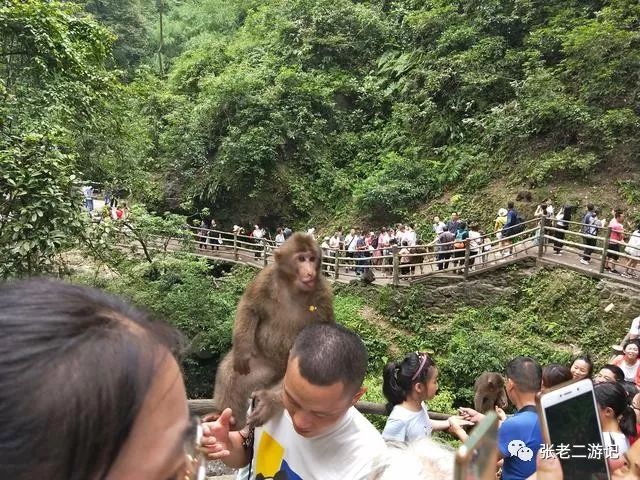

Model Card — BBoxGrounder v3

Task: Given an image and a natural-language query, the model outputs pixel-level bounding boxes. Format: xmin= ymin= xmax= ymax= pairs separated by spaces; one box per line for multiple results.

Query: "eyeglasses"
xmin=183 ymin=416 xmax=206 ymax=480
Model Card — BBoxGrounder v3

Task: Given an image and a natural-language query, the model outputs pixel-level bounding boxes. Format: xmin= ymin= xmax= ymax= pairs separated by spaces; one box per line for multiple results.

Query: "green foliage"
xmin=525 ymin=147 xmax=599 ymax=186
xmin=122 ymin=0 xmax=636 ymax=226
xmin=0 ymin=0 xmax=120 ymax=276
xmin=0 ymin=132 xmax=85 ymax=277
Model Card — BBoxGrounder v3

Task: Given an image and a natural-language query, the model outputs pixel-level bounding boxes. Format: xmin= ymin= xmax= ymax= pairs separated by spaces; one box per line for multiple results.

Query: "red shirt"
xmin=610 ymin=219 xmax=624 ymax=243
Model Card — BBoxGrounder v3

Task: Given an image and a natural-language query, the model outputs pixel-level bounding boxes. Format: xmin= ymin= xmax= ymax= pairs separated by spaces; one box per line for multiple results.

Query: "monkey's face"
xmin=293 ymin=250 xmax=318 ymax=292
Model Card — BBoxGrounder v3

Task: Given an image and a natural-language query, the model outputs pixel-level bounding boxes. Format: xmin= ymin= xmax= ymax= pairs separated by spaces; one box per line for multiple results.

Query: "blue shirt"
xmin=498 ymin=406 xmax=542 ymax=480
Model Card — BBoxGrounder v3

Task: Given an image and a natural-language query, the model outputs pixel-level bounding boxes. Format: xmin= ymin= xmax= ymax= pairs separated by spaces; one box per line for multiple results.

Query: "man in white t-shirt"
xmin=203 ymin=323 xmax=386 ymax=480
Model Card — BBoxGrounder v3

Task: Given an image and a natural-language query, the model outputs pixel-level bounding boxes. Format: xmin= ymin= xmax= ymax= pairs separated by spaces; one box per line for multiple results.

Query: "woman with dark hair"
xmin=382 ymin=352 xmax=468 ymax=442
xmin=595 ymin=381 xmax=635 ymax=458
xmin=541 ymin=363 xmax=573 ymax=392
xmin=552 ymin=205 xmax=573 ymax=255
xmin=0 ymin=279 xmax=204 ymax=480
xmin=570 ymin=354 xmax=594 ymax=380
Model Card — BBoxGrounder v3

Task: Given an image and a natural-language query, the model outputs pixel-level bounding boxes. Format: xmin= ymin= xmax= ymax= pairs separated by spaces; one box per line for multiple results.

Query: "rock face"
xmin=414 ymin=259 xmax=536 ymax=314
xmin=207 ymin=460 xmax=236 ymax=478
xmin=415 ymin=259 xmax=640 ymax=318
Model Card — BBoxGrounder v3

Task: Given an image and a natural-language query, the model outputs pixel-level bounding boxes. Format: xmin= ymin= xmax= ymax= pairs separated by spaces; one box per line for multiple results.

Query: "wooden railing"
xmin=139 ymin=217 xmax=640 ymax=286
xmin=187 ymin=398 xmax=452 ymax=420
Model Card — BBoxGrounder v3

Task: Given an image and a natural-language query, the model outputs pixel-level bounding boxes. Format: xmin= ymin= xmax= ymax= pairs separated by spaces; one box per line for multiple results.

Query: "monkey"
xmin=473 ymin=372 xmax=508 ymax=413
xmin=211 ymin=233 xmax=335 ymax=429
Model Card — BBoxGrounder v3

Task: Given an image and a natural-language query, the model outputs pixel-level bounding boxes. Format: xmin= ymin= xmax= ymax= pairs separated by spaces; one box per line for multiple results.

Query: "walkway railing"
xmin=151 ymin=219 xmax=640 ymax=287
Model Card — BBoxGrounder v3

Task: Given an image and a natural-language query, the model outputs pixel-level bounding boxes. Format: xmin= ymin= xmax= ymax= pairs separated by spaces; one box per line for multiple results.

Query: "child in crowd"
xmin=381 ymin=352 xmax=469 ymax=442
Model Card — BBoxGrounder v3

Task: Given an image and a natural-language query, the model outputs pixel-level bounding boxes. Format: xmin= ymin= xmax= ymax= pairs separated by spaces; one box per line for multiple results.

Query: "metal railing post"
xmin=599 ymin=227 xmax=611 ymax=274
xmin=233 ymin=233 xmax=238 ymax=261
xmin=392 ymin=245 xmax=400 ymax=286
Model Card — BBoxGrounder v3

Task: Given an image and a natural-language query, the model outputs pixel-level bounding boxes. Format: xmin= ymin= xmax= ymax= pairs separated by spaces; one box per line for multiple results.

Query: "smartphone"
xmin=454 ymin=411 xmax=499 ymax=480
xmin=537 ymin=378 xmax=610 ymax=480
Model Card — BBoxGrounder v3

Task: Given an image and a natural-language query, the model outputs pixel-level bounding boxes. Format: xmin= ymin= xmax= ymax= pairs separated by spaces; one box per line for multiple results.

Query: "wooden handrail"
xmin=187 ymin=399 xmax=452 ymax=420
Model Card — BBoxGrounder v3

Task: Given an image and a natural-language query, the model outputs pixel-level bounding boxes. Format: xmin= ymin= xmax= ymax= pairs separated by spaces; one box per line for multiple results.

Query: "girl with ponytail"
xmin=382 ymin=352 xmax=469 ymax=442
xmin=595 ymin=381 xmax=635 ymax=459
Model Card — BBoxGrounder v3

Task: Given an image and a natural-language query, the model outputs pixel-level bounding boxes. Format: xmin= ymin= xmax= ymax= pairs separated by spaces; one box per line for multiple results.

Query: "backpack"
xmin=512 ymin=215 xmax=525 ymax=234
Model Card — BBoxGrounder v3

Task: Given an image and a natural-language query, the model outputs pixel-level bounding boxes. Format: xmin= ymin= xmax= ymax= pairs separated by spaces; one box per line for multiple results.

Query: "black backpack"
xmin=512 ymin=215 xmax=525 ymax=234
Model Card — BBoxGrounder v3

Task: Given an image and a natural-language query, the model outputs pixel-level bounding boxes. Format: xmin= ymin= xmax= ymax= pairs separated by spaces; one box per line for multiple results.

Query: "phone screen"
xmin=544 ymin=390 xmax=609 ymax=480
xmin=455 ymin=412 xmax=498 ymax=480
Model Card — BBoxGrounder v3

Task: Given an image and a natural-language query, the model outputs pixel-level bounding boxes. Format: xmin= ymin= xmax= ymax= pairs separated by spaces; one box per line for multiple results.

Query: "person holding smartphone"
xmin=458 ymin=357 xmax=543 ymax=480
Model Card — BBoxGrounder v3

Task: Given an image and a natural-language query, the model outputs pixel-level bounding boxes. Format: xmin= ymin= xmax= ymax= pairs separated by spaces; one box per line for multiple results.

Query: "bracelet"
xmin=239 ymin=426 xmax=255 ymax=451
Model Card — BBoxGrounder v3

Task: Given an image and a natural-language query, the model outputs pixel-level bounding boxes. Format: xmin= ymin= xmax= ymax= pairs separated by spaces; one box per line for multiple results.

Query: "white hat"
xmin=498 ymin=208 xmax=508 ymax=217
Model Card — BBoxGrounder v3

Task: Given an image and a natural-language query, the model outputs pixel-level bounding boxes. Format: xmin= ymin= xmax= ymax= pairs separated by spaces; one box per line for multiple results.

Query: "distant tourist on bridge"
xmin=580 ymin=204 xmax=599 ymax=265
xmin=606 ymin=209 xmax=626 ymax=274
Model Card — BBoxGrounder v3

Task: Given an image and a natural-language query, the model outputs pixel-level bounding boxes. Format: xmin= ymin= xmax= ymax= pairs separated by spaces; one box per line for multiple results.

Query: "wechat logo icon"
xmin=508 ymin=440 xmax=534 ymax=461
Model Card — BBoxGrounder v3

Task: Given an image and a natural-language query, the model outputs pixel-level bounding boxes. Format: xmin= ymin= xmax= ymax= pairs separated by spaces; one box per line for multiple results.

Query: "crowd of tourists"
xmin=199 ymin=199 xmax=640 ymax=279
xmin=5 ymin=277 xmax=640 ymax=480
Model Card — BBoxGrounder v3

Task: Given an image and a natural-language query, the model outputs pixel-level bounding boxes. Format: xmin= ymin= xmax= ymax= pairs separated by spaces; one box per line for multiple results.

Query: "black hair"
xmin=290 ymin=323 xmax=368 ymax=396
xmin=601 ymin=364 xmax=625 ymax=382
xmin=382 ymin=352 xmax=436 ymax=414
xmin=402 ymin=240 xmax=409 ymax=246
xmin=571 ymin=354 xmax=594 ymax=378
xmin=595 ymin=381 xmax=636 ymax=437
xmin=542 ymin=363 xmax=572 ymax=389
xmin=505 ymin=356 xmax=541 ymax=393
xmin=623 ymin=339 xmax=640 ymax=352
xmin=561 ymin=205 xmax=574 ymax=221
xmin=507 ymin=201 xmax=515 ymax=209
xmin=622 ymin=381 xmax=639 ymax=399
xmin=587 ymin=204 xmax=595 ymax=212
xmin=0 ymin=279 xmax=181 ymax=480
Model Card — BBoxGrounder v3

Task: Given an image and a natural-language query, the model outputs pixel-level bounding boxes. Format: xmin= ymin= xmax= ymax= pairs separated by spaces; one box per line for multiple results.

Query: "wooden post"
xmin=463 ymin=238 xmax=471 ymax=279
xmin=263 ymin=242 xmax=268 ymax=267
xmin=392 ymin=245 xmax=400 ymax=286
xmin=233 ymin=233 xmax=238 ymax=261
xmin=599 ymin=227 xmax=611 ymax=274
xmin=334 ymin=251 xmax=340 ymax=279
xmin=537 ymin=216 xmax=546 ymax=258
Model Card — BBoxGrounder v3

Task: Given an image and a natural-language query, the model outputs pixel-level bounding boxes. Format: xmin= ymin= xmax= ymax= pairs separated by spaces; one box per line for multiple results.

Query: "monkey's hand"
xmin=247 ymin=388 xmax=283 ymax=427
xmin=232 ymin=351 xmax=252 ymax=375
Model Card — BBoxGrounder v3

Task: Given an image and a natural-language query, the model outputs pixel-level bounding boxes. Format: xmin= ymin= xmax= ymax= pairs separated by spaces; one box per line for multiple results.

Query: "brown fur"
xmin=211 ymin=233 xmax=335 ymax=428
xmin=473 ymin=372 xmax=508 ymax=413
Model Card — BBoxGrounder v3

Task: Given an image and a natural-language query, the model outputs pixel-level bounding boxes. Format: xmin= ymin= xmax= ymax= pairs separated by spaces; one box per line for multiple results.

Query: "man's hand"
xmin=495 ymin=406 xmax=507 ymax=422
xmin=202 ymin=408 xmax=234 ymax=460
xmin=458 ymin=407 xmax=486 ymax=424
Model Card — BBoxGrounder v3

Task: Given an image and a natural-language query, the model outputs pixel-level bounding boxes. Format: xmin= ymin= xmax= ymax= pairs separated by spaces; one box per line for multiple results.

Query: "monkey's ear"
xmin=274 ymin=249 xmax=282 ymax=262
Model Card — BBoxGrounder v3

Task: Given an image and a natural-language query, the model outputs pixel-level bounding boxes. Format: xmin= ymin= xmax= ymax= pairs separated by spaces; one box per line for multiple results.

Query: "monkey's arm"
xmin=232 ymin=296 xmax=261 ymax=375
xmin=247 ymin=382 xmax=283 ymax=427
